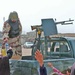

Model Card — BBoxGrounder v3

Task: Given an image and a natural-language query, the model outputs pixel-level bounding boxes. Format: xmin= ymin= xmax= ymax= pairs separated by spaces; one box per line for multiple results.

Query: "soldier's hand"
xmin=3 ymin=38 xmax=8 ymax=43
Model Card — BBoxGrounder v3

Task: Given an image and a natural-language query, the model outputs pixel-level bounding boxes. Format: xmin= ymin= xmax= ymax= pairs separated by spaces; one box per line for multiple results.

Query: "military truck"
xmin=9 ymin=18 xmax=75 ymax=75
xmin=10 ymin=35 xmax=75 ymax=75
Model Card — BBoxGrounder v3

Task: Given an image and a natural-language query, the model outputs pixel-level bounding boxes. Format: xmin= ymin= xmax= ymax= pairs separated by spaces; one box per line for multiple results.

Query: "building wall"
xmin=21 ymin=31 xmax=36 ymax=45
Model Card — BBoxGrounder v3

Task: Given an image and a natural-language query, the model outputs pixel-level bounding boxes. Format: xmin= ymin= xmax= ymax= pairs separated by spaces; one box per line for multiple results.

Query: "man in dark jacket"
xmin=0 ymin=48 xmax=13 ymax=75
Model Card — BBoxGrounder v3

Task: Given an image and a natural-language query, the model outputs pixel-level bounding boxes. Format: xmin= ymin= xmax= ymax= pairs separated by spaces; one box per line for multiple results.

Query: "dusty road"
xmin=22 ymin=47 xmax=32 ymax=56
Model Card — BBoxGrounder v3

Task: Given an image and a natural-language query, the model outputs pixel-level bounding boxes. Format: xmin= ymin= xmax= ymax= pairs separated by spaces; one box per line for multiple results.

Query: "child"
xmin=48 ymin=62 xmax=71 ymax=75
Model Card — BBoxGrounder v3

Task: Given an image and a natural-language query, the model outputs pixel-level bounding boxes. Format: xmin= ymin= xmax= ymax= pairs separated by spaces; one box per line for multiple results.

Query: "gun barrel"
xmin=56 ymin=19 xmax=74 ymax=25
xmin=62 ymin=22 xmax=73 ymax=25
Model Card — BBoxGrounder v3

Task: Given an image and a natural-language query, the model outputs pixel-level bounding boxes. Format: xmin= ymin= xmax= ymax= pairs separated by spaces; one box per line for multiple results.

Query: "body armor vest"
xmin=7 ymin=20 xmax=20 ymax=38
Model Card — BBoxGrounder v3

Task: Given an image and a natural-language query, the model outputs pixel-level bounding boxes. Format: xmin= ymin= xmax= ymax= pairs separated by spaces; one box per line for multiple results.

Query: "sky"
xmin=0 ymin=0 xmax=75 ymax=34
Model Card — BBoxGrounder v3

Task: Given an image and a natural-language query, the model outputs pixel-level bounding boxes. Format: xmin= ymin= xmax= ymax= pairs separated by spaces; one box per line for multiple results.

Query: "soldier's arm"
xmin=19 ymin=24 xmax=22 ymax=33
xmin=2 ymin=22 xmax=11 ymax=40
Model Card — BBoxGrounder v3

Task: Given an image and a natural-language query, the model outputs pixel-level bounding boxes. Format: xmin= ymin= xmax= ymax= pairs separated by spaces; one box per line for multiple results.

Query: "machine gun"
xmin=55 ymin=19 xmax=74 ymax=25
xmin=31 ymin=18 xmax=74 ymax=55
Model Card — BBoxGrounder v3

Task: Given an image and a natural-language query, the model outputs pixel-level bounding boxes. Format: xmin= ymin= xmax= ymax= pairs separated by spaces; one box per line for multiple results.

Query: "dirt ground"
xmin=11 ymin=47 xmax=32 ymax=59
xmin=22 ymin=47 xmax=32 ymax=56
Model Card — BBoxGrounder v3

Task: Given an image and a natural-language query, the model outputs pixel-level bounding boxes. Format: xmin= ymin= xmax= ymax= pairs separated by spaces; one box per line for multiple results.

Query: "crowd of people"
xmin=0 ymin=48 xmax=74 ymax=75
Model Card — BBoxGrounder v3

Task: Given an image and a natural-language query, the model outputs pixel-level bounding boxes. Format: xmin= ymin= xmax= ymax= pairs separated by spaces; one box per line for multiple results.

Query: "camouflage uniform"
xmin=2 ymin=11 xmax=22 ymax=59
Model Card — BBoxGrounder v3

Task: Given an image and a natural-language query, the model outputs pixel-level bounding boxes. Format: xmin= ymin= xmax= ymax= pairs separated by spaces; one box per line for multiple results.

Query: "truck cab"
xmin=32 ymin=36 xmax=75 ymax=59
xmin=43 ymin=37 xmax=74 ymax=59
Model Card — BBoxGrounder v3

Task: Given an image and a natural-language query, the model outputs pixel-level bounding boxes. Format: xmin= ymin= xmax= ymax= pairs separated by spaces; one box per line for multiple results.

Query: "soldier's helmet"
xmin=9 ymin=11 xmax=19 ymax=21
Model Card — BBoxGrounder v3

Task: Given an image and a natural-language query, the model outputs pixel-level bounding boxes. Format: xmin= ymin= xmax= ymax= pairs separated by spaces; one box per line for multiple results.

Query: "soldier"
xmin=2 ymin=11 xmax=22 ymax=59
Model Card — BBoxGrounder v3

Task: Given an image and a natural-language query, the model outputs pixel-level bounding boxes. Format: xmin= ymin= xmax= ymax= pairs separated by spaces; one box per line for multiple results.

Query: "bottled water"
xmin=5 ymin=43 xmax=9 ymax=51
